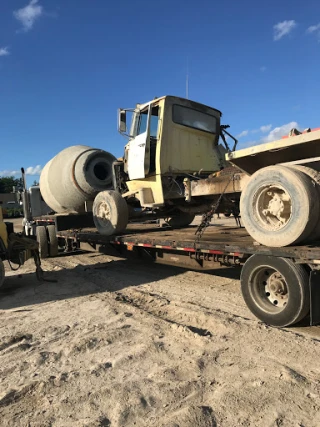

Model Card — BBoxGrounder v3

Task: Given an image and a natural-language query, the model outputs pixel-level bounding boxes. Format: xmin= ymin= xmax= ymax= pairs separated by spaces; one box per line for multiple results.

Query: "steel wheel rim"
xmin=249 ymin=266 xmax=289 ymax=313
xmin=254 ymin=184 xmax=292 ymax=231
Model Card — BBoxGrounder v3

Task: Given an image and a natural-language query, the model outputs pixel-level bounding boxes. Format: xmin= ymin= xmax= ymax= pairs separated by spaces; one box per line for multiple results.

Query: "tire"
xmin=36 ymin=226 xmax=49 ymax=259
xmin=166 ymin=212 xmax=195 ymax=228
xmin=240 ymin=165 xmax=319 ymax=247
xmin=285 ymin=165 xmax=320 ymax=241
xmin=47 ymin=225 xmax=58 ymax=257
xmin=241 ymin=255 xmax=309 ymax=327
xmin=0 ymin=259 xmax=5 ymax=289
xmin=93 ymin=190 xmax=128 ymax=236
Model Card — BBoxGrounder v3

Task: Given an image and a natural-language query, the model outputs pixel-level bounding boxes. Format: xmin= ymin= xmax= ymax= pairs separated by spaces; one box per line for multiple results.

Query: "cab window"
xmin=136 ymin=106 xmax=159 ymax=138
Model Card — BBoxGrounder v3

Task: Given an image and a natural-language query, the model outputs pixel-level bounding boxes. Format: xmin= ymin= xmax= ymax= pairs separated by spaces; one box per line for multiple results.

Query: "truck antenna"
xmin=186 ymin=58 xmax=189 ymax=99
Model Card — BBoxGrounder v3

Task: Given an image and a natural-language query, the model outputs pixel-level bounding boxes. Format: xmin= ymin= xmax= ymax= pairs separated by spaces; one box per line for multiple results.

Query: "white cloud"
xmin=237 ymin=130 xmax=249 ymax=138
xmin=261 ymin=122 xmax=298 ymax=143
xmin=273 ymin=20 xmax=296 ymax=41
xmin=260 ymin=66 xmax=266 ymax=72
xmin=0 ymin=47 xmax=10 ymax=57
xmin=246 ymin=125 xmax=273 ymax=134
xmin=0 ymin=165 xmax=42 ymax=177
xmin=25 ymin=165 xmax=42 ymax=175
xmin=0 ymin=169 xmax=20 ymax=176
xmin=239 ymin=122 xmax=299 ymax=148
xmin=14 ymin=0 xmax=43 ymax=32
xmin=307 ymin=23 xmax=320 ymax=41
xmin=307 ymin=23 xmax=320 ymax=33
xmin=260 ymin=124 xmax=272 ymax=133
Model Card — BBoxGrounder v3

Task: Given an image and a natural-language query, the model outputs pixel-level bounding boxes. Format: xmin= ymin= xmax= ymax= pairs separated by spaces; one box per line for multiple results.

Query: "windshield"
xmin=172 ymin=104 xmax=217 ymax=134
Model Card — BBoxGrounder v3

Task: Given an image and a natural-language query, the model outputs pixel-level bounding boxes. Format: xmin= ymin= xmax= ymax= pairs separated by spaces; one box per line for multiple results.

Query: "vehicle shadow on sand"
xmin=0 ymin=251 xmax=241 ymax=310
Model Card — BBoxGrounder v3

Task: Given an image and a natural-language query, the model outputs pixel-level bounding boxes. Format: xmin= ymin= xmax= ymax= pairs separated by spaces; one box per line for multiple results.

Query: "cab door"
xmin=127 ymin=105 xmax=152 ymax=180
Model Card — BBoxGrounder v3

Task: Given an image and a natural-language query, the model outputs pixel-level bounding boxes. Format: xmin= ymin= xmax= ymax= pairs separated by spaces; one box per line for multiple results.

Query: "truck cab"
xmin=117 ymin=96 xmax=227 ymax=207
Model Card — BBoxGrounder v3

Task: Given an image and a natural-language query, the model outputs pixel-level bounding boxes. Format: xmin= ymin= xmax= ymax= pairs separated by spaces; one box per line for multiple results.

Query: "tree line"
xmin=0 ymin=176 xmax=39 ymax=193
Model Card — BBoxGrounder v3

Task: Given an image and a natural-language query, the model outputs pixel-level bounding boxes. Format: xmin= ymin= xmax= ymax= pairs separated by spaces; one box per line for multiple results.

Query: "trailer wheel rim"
xmin=249 ymin=266 xmax=289 ymax=313
xmin=254 ymin=184 xmax=292 ymax=231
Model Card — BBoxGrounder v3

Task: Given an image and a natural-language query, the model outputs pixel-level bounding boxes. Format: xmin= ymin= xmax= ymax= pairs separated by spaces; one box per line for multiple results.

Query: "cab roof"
xmin=137 ymin=95 xmax=222 ymax=117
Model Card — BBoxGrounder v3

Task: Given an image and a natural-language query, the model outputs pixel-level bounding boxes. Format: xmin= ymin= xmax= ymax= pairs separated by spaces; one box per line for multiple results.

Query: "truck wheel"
xmin=166 ymin=212 xmax=195 ymax=228
xmin=285 ymin=165 xmax=320 ymax=242
xmin=47 ymin=225 xmax=58 ymax=257
xmin=0 ymin=259 xmax=5 ymax=289
xmin=240 ymin=165 xmax=319 ymax=246
xmin=241 ymin=255 xmax=309 ymax=327
xmin=93 ymin=190 xmax=128 ymax=235
xmin=36 ymin=226 xmax=49 ymax=259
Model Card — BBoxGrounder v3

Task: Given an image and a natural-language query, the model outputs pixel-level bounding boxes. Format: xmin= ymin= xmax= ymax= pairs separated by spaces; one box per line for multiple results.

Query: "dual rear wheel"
xmin=36 ymin=225 xmax=58 ymax=259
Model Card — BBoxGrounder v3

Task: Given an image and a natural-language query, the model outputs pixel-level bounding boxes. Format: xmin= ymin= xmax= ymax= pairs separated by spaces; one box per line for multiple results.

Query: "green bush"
xmin=6 ymin=208 xmax=23 ymax=218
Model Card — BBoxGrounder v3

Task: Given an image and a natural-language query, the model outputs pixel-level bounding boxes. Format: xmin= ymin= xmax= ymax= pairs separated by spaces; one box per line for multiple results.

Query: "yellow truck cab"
xmin=118 ymin=95 xmax=227 ymax=207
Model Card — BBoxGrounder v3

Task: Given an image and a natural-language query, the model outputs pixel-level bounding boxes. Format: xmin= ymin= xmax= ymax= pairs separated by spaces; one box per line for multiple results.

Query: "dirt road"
xmin=0 ymin=248 xmax=320 ymax=426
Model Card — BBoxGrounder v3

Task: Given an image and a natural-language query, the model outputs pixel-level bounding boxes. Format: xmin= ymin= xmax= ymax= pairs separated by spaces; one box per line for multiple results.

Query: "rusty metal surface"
xmin=190 ymin=171 xmax=249 ymax=196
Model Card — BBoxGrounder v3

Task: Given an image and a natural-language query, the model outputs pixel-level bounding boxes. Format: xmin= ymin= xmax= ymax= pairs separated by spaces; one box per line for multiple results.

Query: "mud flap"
xmin=309 ymin=270 xmax=320 ymax=326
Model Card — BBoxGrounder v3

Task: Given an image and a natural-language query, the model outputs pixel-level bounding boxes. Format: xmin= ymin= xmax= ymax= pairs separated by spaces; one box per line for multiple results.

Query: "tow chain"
xmin=195 ymin=173 xmax=235 ymax=242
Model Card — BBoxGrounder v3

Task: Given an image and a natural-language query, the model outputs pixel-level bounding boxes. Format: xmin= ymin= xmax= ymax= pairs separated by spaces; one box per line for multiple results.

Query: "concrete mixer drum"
xmin=40 ymin=145 xmax=116 ymax=214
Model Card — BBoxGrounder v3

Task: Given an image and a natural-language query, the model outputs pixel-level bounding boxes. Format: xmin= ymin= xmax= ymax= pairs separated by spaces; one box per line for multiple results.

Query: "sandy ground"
xmin=0 ymin=219 xmax=320 ymax=426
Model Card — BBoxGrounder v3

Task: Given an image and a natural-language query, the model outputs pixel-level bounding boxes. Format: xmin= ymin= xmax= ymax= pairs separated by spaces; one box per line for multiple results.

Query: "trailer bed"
xmin=57 ymin=223 xmax=320 ymax=263
xmin=51 ymin=221 xmax=320 ymax=326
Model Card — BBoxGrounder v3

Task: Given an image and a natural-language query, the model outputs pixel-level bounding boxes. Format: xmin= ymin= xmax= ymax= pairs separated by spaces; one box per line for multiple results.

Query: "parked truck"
xmin=37 ymin=96 xmax=244 ymax=234
xmin=19 ymin=95 xmax=320 ymax=327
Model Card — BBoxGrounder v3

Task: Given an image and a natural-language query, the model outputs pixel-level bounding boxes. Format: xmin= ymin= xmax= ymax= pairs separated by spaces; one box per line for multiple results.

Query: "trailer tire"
xmin=285 ymin=165 xmax=320 ymax=242
xmin=0 ymin=259 xmax=5 ymax=289
xmin=240 ymin=165 xmax=319 ymax=246
xmin=47 ymin=225 xmax=58 ymax=257
xmin=241 ymin=255 xmax=309 ymax=327
xmin=167 ymin=212 xmax=195 ymax=228
xmin=93 ymin=190 xmax=128 ymax=235
xmin=36 ymin=226 xmax=49 ymax=259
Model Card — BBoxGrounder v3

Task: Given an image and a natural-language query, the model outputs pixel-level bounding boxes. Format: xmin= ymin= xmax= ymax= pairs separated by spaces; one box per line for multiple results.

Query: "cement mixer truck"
xmin=21 ymin=95 xmax=320 ymax=251
xmin=20 ymin=96 xmax=245 ymax=250
xmin=18 ymin=96 xmax=320 ymax=327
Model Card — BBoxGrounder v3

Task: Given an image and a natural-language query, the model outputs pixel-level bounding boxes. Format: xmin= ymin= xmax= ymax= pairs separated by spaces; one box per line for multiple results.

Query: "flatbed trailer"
xmin=49 ymin=221 xmax=320 ymax=328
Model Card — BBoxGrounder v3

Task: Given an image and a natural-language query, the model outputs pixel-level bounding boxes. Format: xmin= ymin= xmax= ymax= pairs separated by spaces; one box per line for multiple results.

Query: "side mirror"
xmin=118 ymin=109 xmax=127 ymax=133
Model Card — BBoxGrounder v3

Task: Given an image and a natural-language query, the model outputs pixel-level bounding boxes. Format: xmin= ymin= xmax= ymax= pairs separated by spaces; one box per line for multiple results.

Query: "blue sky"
xmin=1 ymin=0 xmax=320 ymax=186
